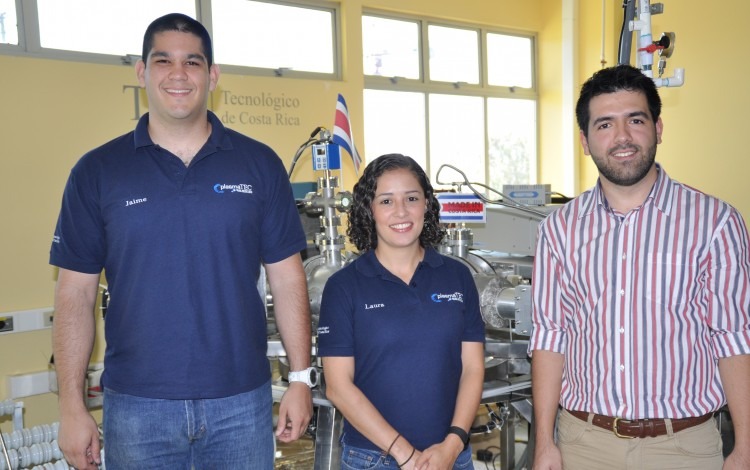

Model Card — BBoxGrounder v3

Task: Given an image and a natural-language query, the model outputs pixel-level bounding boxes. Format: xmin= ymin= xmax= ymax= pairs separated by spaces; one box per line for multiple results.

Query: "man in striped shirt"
xmin=530 ymin=65 xmax=750 ymax=470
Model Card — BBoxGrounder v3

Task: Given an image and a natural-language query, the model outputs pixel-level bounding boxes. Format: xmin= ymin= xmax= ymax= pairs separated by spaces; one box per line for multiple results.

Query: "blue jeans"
xmin=341 ymin=442 xmax=474 ymax=469
xmin=102 ymin=381 xmax=274 ymax=470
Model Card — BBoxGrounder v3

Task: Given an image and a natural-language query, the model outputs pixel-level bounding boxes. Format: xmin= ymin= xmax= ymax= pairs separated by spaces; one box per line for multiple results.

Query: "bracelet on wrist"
xmin=447 ymin=425 xmax=470 ymax=450
xmin=398 ymin=447 xmax=415 ymax=468
xmin=386 ymin=432 xmax=401 ymax=456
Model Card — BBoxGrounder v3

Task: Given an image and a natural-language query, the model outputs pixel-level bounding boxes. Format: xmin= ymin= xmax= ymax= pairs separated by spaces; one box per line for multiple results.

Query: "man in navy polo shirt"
xmin=50 ymin=13 xmax=313 ymax=470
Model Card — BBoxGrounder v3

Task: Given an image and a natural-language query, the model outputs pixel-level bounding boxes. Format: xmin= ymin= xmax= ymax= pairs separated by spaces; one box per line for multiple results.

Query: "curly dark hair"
xmin=347 ymin=154 xmax=444 ymax=252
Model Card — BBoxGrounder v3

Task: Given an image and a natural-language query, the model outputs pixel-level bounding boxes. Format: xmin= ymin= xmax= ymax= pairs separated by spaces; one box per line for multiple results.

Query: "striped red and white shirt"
xmin=529 ymin=165 xmax=750 ymax=419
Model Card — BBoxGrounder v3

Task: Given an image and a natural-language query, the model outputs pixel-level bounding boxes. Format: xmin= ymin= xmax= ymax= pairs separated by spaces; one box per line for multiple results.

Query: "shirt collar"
xmin=133 ymin=111 xmax=233 ymax=154
xmin=580 ymin=163 xmax=674 ymax=218
xmin=356 ymin=246 xmax=444 ymax=278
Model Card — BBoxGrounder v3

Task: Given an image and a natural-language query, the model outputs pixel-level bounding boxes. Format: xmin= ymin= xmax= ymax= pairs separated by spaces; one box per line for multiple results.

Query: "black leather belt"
xmin=567 ymin=409 xmax=713 ymax=438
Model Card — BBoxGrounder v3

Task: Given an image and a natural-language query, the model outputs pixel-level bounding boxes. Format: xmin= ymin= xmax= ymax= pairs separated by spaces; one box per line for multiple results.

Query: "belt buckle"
xmin=612 ymin=417 xmax=635 ymax=439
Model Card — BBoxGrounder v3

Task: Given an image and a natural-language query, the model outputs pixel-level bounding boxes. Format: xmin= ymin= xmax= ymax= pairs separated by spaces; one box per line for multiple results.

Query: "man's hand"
xmin=58 ymin=408 xmax=101 ymax=470
xmin=532 ymin=441 xmax=563 ymax=470
xmin=275 ymin=382 xmax=313 ymax=443
xmin=724 ymin=449 xmax=750 ymax=470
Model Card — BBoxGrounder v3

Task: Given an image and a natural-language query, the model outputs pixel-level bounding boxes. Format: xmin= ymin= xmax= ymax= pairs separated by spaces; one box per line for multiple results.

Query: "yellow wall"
xmin=0 ymin=0 xmax=549 ymax=430
xmin=576 ymin=1 xmax=750 ymax=221
xmin=537 ymin=0 xmax=565 ymax=191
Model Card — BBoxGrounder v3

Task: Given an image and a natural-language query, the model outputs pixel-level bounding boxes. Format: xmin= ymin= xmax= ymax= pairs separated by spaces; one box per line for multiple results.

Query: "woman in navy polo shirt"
xmin=318 ymin=154 xmax=485 ymax=469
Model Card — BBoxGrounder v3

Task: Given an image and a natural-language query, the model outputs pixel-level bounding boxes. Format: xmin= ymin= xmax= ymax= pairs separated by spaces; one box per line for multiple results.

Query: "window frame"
xmin=212 ymin=0 xmax=341 ymax=80
xmin=425 ymin=22 xmax=481 ymax=86
xmin=1 ymin=0 xmax=30 ymax=55
xmin=0 ymin=0 xmax=20 ymax=48
xmin=0 ymin=0 xmax=341 ymax=80
xmin=363 ymin=11 xmax=538 ymax=95
xmin=362 ymin=9 xmax=539 ymax=187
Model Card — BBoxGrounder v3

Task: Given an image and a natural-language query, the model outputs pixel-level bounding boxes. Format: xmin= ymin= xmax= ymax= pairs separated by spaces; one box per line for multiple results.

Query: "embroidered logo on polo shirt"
xmin=431 ymin=292 xmax=464 ymax=303
xmin=213 ymin=183 xmax=253 ymax=194
xmin=364 ymin=303 xmax=385 ymax=310
xmin=317 ymin=326 xmax=330 ymax=335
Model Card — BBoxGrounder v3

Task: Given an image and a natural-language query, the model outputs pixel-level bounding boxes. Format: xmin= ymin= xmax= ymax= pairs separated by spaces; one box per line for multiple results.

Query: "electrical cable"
xmin=288 ymin=127 xmax=328 ymax=178
xmin=618 ymin=0 xmax=636 ymax=65
xmin=492 ymin=451 xmax=504 ymax=470
xmin=287 ymin=139 xmax=316 ymax=178
xmin=0 ymin=400 xmax=15 ymax=469
xmin=0 ymin=429 xmax=12 ymax=470
xmin=617 ymin=1 xmax=628 ymax=64
xmin=481 ymin=445 xmax=502 ymax=470
xmin=434 ymin=164 xmax=549 ymax=220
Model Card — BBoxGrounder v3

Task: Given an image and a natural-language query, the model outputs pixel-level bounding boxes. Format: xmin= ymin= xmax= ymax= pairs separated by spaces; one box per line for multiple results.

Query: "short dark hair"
xmin=347 ymin=154 xmax=444 ymax=252
xmin=142 ymin=13 xmax=213 ymax=68
xmin=576 ymin=64 xmax=661 ymax=137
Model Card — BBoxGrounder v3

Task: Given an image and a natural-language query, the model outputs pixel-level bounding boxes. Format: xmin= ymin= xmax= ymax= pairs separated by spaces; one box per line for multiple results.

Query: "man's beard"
xmin=592 ymin=142 xmax=657 ymax=187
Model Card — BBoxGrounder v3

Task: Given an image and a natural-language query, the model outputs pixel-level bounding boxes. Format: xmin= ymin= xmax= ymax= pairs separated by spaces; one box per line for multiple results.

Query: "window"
xmin=488 ymin=98 xmax=536 ymax=186
xmin=212 ymin=0 xmax=336 ymax=75
xmin=37 ymin=0 xmax=195 ymax=56
xmin=363 ymin=13 xmax=537 ymax=189
xmin=0 ymin=0 xmax=18 ymax=45
xmin=428 ymin=25 xmax=479 ymax=84
xmin=429 ymin=94 xmax=485 ymax=183
xmin=487 ymin=33 xmax=533 ymax=88
xmin=363 ymin=90 xmax=426 ymax=169
xmin=362 ymin=16 xmax=419 ymax=79
xmin=4 ymin=1 xmax=339 ymax=77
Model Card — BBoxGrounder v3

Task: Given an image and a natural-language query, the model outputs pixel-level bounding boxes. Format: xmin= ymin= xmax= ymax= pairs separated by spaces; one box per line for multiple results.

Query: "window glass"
xmin=428 ymin=25 xmax=479 ymax=84
xmin=428 ymin=94 xmax=484 ymax=185
xmin=213 ymin=0 xmax=334 ymax=73
xmin=488 ymin=98 xmax=536 ymax=186
xmin=362 ymin=16 xmax=419 ymax=79
xmin=363 ymin=89 xmax=426 ymax=169
xmin=363 ymin=14 xmax=537 ymax=192
xmin=37 ymin=0 xmax=194 ymax=55
xmin=487 ymin=33 xmax=533 ymax=88
xmin=0 ymin=0 xmax=18 ymax=45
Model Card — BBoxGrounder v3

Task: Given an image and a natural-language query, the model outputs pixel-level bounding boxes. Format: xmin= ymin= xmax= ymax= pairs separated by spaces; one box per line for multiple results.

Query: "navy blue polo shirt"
xmin=317 ymin=248 xmax=485 ymax=451
xmin=50 ymin=111 xmax=306 ymax=399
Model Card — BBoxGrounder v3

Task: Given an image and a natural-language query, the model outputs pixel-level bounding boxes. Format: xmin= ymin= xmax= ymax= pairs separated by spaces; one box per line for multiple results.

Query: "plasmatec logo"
xmin=213 ymin=183 xmax=253 ymax=194
xmin=431 ymin=292 xmax=464 ymax=303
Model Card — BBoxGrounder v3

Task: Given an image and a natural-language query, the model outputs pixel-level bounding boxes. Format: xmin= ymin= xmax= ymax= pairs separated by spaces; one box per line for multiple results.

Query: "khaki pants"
xmin=557 ymin=409 xmax=723 ymax=470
